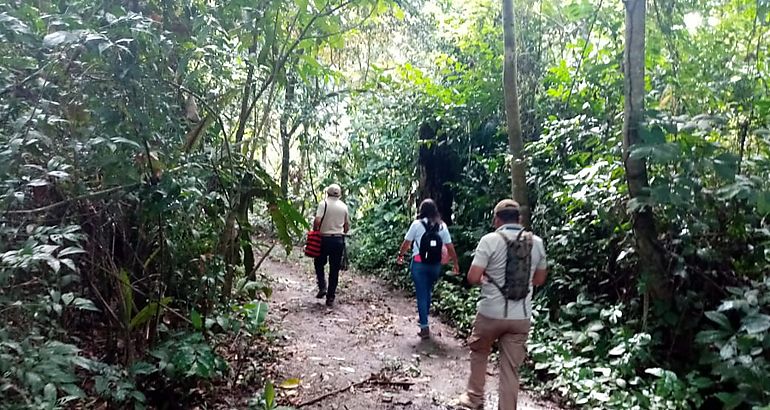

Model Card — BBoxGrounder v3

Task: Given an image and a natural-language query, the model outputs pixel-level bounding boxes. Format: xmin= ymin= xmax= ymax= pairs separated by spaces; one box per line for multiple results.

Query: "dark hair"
xmin=417 ymin=199 xmax=440 ymax=222
xmin=495 ymin=208 xmax=520 ymax=224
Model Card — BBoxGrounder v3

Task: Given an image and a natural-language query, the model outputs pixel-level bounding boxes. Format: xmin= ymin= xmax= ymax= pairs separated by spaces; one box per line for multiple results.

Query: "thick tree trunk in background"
xmin=502 ymin=0 xmax=530 ymax=228
xmin=417 ymin=123 xmax=456 ymax=225
xmin=622 ymin=0 xmax=670 ymax=302
xmin=280 ymin=77 xmax=296 ymax=197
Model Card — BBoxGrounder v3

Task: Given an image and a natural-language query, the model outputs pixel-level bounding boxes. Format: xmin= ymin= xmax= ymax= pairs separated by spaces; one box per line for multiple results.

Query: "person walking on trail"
xmin=457 ymin=199 xmax=547 ymax=410
xmin=313 ymin=184 xmax=350 ymax=307
xmin=396 ymin=199 xmax=460 ymax=339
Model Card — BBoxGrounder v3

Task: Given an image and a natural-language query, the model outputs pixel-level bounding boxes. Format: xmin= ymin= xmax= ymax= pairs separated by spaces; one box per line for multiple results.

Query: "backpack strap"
xmin=497 ymin=230 xmax=512 ymax=246
xmin=494 ymin=231 xmax=514 ymax=317
xmin=420 ymin=219 xmax=439 ymax=232
xmin=414 ymin=219 xmax=426 ymax=254
xmin=317 ymin=200 xmax=328 ymax=232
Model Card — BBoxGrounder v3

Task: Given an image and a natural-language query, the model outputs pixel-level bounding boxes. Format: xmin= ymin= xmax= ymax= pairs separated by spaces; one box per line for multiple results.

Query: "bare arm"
xmin=445 ymin=243 xmax=460 ymax=274
xmin=532 ymin=268 xmax=548 ymax=287
xmin=344 ymin=212 xmax=350 ymax=234
xmin=467 ymin=264 xmax=486 ymax=285
xmin=313 ymin=216 xmax=322 ymax=231
xmin=396 ymin=240 xmax=412 ymax=265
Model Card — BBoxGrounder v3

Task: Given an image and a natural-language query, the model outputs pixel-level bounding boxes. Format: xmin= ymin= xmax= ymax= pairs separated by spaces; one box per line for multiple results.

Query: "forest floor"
xmin=264 ymin=254 xmax=559 ymax=410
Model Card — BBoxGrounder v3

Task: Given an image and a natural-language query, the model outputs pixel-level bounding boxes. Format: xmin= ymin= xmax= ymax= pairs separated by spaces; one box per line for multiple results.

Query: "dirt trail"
xmin=265 ymin=256 xmax=557 ymax=410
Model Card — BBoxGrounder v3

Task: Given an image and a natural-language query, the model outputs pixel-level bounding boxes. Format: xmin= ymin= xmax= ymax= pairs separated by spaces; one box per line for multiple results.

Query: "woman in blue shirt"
xmin=397 ymin=199 xmax=460 ymax=339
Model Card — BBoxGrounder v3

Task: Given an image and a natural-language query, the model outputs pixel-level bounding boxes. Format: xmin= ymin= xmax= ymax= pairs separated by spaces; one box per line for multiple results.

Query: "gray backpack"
xmin=486 ymin=229 xmax=533 ymax=317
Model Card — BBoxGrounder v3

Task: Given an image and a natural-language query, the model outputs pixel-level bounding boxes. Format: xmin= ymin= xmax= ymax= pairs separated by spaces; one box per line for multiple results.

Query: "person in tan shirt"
xmin=312 ymin=184 xmax=350 ymax=307
xmin=457 ymin=199 xmax=547 ymax=410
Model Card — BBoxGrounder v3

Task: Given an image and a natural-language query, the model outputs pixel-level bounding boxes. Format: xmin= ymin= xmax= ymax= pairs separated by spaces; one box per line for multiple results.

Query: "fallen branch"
xmin=295 ymin=378 xmax=368 ymax=408
xmin=368 ymin=379 xmax=415 ymax=388
xmin=295 ymin=374 xmax=415 ymax=408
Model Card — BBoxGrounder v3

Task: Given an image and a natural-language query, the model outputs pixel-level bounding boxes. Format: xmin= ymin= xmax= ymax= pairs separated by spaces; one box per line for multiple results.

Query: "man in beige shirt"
xmin=458 ymin=199 xmax=547 ymax=410
xmin=312 ymin=184 xmax=350 ymax=307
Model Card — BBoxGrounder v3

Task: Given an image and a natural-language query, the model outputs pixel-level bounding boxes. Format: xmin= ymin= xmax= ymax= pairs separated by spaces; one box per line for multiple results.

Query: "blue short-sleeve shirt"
xmin=404 ymin=218 xmax=452 ymax=257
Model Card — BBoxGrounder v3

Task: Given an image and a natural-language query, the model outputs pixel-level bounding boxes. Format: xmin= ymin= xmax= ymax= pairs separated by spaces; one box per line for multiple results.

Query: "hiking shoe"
xmin=456 ymin=393 xmax=482 ymax=409
xmin=325 ymin=298 xmax=335 ymax=307
xmin=315 ymin=289 xmax=327 ymax=299
xmin=418 ymin=327 xmax=430 ymax=339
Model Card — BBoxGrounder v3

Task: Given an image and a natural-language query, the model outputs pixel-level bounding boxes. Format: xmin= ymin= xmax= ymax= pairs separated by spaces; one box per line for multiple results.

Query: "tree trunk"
xmin=417 ymin=122 xmax=457 ymax=225
xmin=622 ymin=0 xmax=670 ymax=301
xmin=280 ymin=76 xmax=296 ymax=197
xmin=502 ymin=0 xmax=530 ymax=227
xmin=234 ymin=64 xmax=254 ymax=144
xmin=280 ymin=131 xmax=290 ymax=196
xmin=235 ymin=35 xmax=259 ymax=144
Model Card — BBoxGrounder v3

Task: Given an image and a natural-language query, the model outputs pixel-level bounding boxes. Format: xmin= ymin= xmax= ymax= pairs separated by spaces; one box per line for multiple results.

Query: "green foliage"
xmin=350 ymin=199 xmax=410 ymax=272
xmin=696 ymin=278 xmax=770 ymax=408
xmin=91 ymin=362 xmax=147 ymax=409
xmin=150 ymin=332 xmax=228 ymax=380
xmin=0 ymin=335 xmax=88 ymax=409
xmin=0 ymin=0 xmax=377 ymax=406
xmin=204 ymin=300 xmax=270 ymax=335
xmin=341 ymin=0 xmax=770 ymax=409
xmin=527 ymin=298 xmax=709 ymax=410
xmin=432 ymin=280 xmax=480 ymax=336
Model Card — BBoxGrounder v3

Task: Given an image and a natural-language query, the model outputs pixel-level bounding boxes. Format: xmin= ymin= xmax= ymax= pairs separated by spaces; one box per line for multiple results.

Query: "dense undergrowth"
xmin=0 ymin=1 xmax=315 ymax=408
xmin=343 ymin=1 xmax=770 ymax=409
xmin=2 ymin=0 xmax=770 ymax=408
xmin=349 ymin=118 xmax=770 ymax=409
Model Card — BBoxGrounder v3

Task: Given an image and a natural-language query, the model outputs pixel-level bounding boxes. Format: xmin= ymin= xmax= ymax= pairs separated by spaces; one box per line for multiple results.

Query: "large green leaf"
xmin=42 ymin=30 xmax=80 ymax=48
xmin=191 ymin=309 xmax=203 ymax=331
xmin=705 ymin=311 xmax=733 ymax=330
xmin=129 ymin=297 xmax=173 ymax=330
xmin=263 ymin=381 xmax=275 ymax=408
xmin=741 ymin=314 xmax=770 ymax=334
xmin=695 ymin=330 xmax=726 ymax=344
xmin=716 ymin=392 xmax=745 ymax=410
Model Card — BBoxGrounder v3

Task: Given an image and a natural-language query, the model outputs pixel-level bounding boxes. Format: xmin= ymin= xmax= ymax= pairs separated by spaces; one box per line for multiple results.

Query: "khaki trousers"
xmin=466 ymin=313 xmax=530 ymax=410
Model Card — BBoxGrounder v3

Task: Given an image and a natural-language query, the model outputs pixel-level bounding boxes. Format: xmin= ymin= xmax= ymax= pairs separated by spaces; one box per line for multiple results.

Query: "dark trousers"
xmin=314 ymin=236 xmax=345 ymax=300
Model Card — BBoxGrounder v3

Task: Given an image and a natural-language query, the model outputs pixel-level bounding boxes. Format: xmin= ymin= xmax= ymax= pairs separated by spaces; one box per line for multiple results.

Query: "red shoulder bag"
xmin=304 ymin=201 xmax=327 ymax=258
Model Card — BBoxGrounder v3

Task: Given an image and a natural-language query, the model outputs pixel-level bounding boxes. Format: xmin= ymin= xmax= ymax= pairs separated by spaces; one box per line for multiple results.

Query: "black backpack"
xmin=418 ymin=220 xmax=443 ymax=264
xmin=486 ymin=229 xmax=533 ymax=317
